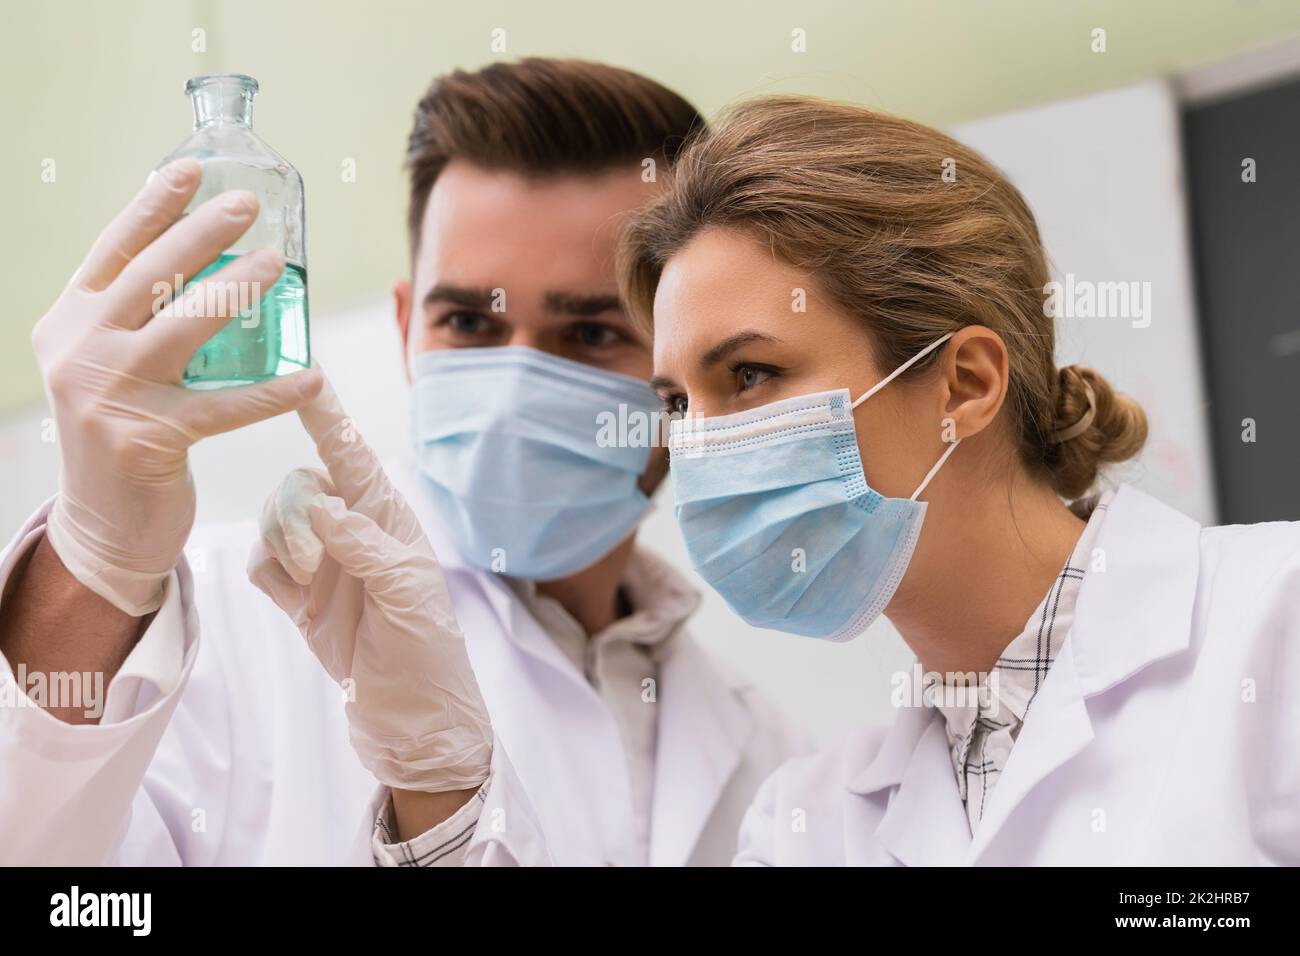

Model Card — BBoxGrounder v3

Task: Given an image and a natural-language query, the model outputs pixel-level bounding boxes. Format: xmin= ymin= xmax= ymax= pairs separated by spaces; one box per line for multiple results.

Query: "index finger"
xmin=297 ymin=367 xmax=392 ymax=514
xmin=74 ymin=159 xmax=202 ymax=294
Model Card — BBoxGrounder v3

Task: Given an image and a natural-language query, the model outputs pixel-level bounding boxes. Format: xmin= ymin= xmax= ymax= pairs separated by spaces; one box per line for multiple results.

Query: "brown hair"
xmin=404 ymin=58 xmax=704 ymax=253
xmin=618 ymin=96 xmax=1146 ymax=501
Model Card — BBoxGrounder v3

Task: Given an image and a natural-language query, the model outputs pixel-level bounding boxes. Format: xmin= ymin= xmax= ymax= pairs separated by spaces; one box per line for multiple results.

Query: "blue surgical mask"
xmin=412 ymin=346 xmax=660 ymax=580
xmin=668 ymin=333 xmax=957 ymax=641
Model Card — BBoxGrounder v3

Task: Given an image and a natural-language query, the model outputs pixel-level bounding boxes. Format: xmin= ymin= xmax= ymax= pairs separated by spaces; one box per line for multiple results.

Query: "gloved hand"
xmin=247 ymin=377 xmax=493 ymax=793
xmin=35 ymin=157 xmax=323 ymax=616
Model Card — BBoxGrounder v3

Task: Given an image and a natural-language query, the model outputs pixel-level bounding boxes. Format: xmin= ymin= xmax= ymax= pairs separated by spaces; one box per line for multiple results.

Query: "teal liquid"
xmin=182 ymin=252 xmax=310 ymax=389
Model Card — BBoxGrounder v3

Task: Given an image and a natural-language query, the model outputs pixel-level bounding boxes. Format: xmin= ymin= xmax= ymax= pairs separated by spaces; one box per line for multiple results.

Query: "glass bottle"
xmin=155 ymin=73 xmax=310 ymax=389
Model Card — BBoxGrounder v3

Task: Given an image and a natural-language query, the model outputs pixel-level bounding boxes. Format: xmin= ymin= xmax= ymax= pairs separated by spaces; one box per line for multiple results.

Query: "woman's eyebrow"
xmin=700 ymin=330 xmax=780 ymax=368
xmin=651 ymin=330 xmax=782 ymax=393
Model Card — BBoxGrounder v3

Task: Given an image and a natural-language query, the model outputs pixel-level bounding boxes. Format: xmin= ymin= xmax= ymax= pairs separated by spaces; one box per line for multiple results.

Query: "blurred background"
xmin=3 ymin=0 xmax=1299 ymax=743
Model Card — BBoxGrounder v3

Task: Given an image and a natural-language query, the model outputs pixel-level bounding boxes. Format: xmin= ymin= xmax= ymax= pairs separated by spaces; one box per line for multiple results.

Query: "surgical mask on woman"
xmin=412 ymin=346 xmax=661 ymax=579
xmin=668 ymin=332 xmax=956 ymax=641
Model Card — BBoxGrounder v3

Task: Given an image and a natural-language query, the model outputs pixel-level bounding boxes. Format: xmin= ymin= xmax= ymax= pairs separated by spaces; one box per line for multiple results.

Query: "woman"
xmin=618 ymin=97 xmax=1300 ymax=865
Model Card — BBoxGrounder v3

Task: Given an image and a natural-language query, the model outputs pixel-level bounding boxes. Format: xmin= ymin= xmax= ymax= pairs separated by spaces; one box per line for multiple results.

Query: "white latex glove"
xmin=247 ymin=377 xmax=493 ymax=792
xmin=34 ymin=158 xmax=323 ymax=616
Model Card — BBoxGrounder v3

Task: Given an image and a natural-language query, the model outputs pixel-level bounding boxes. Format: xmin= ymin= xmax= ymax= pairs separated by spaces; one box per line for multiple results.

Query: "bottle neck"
xmin=190 ymin=84 xmax=255 ymax=130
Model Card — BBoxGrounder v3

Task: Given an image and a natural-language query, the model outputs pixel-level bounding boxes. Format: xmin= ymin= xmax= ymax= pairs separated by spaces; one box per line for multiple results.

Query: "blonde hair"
xmin=618 ymin=96 xmax=1146 ymax=501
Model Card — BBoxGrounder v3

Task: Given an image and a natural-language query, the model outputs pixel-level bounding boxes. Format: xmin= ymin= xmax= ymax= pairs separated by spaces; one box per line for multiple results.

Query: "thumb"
xmin=179 ymin=367 xmax=325 ymax=441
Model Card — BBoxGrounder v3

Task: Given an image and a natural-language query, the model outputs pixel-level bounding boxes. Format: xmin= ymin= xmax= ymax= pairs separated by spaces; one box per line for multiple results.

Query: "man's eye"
xmin=574 ymin=322 xmax=620 ymax=348
xmin=446 ymin=312 xmax=488 ymax=335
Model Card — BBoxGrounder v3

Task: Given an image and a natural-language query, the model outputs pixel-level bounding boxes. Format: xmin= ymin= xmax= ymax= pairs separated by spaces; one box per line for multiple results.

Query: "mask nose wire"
xmin=849 ymin=330 xmax=956 ymax=410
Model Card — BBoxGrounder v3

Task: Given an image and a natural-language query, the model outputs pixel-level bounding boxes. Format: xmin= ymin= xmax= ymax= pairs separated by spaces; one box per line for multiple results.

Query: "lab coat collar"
xmin=964 ymin=632 xmax=1094 ymax=862
xmin=843 ymin=482 xmax=1202 ymax=865
xmin=388 ymin=460 xmax=630 ymax=864
xmin=502 ymin=543 xmax=701 ymax=667
xmin=452 ymin=558 xmax=639 ymax=864
xmin=385 ymin=458 xmax=748 ymax=866
xmin=958 ymin=485 xmax=1200 ymax=862
xmin=847 ymin=703 xmax=933 ymax=797
xmin=1067 ymin=483 xmax=1201 ymax=695
xmin=471 ymin=545 xmax=752 ymax=866
xmin=848 ymin=706 xmax=972 ymax=866
xmin=649 ymin=638 xmax=754 ymax=866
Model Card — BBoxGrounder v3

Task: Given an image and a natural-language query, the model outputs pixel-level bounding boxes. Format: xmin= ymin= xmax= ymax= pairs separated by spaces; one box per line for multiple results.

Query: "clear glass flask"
xmin=155 ymin=73 xmax=310 ymax=389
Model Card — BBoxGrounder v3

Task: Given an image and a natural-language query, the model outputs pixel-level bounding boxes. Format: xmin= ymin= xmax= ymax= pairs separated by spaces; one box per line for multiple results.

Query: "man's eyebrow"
xmin=543 ymin=291 xmax=624 ymax=317
xmin=422 ymin=284 xmax=498 ymax=310
xmin=649 ymin=376 xmax=677 ymax=394
xmin=700 ymin=331 xmax=780 ymax=368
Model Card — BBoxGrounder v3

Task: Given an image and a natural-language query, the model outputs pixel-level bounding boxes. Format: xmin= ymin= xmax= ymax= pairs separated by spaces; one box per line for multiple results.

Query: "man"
xmin=0 ymin=59 xmax=804 ymax=866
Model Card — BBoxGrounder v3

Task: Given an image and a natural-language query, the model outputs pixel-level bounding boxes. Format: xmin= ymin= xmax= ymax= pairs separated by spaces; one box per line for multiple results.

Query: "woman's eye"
xmin=661 ymin=394 xmax=688 ymax=416
xmin=736 ymin=365 xmax=774 ymax=391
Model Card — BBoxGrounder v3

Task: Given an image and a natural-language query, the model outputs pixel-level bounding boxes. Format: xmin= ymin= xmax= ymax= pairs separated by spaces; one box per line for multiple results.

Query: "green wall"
xmin=2 ymin=0 xmax=1297 ymax=411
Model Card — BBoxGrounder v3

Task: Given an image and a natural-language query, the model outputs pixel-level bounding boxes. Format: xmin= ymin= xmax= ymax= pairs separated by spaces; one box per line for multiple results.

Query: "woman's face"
xmin=650 ymin=227 xmax=956 ymax=502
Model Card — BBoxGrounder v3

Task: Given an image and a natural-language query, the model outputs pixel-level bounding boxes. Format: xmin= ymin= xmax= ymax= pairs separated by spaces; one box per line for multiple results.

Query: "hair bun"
xmin=1047 ymin=366 xmax=1148 ymax=499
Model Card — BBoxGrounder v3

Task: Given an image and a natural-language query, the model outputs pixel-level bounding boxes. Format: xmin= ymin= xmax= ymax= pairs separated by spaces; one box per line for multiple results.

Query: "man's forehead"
xmin=413 ymin=236 xmax=621 ymax=306
xmin=415 ymin=166 xmax=647 ymax=299
xmin=421 ymin=160 xmax=656 ymax=247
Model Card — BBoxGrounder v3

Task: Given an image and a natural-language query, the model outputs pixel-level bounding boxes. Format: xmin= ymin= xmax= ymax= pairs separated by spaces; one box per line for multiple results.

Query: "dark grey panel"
xmin=1183 ymin=76 xmax=1300 ymax=523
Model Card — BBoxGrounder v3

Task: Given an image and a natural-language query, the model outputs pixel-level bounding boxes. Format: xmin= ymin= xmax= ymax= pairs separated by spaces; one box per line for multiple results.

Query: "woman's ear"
xmin=940 ymin=325 xmax=1009 ymax=440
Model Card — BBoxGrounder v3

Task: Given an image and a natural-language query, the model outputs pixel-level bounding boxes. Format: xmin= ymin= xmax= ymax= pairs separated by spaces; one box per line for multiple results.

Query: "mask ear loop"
xmin=846 ymin=331 xmax=960 ymax=501
xmin=850 ymin=331 xmax=955 ymax=410
xmin=910 ymin=438 xmax=959 ymax=502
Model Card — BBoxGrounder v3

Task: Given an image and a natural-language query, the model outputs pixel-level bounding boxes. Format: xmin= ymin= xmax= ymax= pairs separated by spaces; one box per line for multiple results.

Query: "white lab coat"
xmin=735 ymin=484 xmax=1300 ymax=865
xmin=0 ymin=464 xmax=805 ymax=866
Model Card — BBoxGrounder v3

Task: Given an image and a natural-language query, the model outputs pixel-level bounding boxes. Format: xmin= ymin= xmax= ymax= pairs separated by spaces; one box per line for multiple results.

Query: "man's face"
xmin=396 ymin=159 xmax=656 ymax=376
xmin=394 ymin=159 xmax=668 ymax=492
